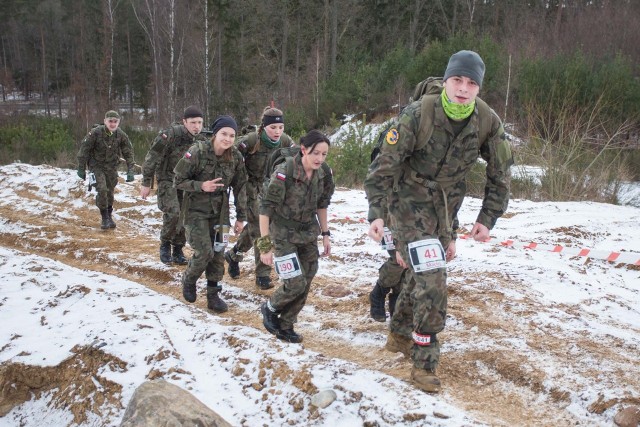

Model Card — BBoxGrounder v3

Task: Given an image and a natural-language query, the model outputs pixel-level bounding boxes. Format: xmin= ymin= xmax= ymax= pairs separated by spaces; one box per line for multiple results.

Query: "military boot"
xmin=276 ymin=328 xmax=303 ymax=344
xmin=224 ymin=246 xmax=240 ymax=278
xmin=410 ymin=366 xmax=441 ymax=393
xmin=159 ymin=242 xmax=172 ymax=264
xmin=100 ymin=209 xmax=110 ymax=230
xmin=106 ymin=206 xmax=116 ymax=228
xmin=182 ymin=274 xmax=196 ymax=303
xmin=388 ymin=289 xmax=400 ymax=318
xmin=261 ymin=301 xmax=280 ymax=335
xmin=256 ymin=276 xmax=273 ymax=290
xmin=384 ymin=332 xmax=412 ymax=358
xmin=206 ymin=281 xmax=228 ymax=313
xmin=369 ymin=281 xmax=390 ymax=322
xmin=172 ymin=245 xmax=187 ymax=265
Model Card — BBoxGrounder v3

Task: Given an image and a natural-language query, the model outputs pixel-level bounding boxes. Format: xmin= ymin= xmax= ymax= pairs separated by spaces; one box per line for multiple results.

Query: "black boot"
xmin=261 ymin=301 xmax=280 ymax=335
xmin=224 ymin=246 xmax=240 ymax=278
xmin=388 ymin=289 xmax=400 ymax=318
xmin=256 ymin=276 xmax=273 ymax=290
xmin=100 ymin=209 xmax=110 ymax=230
xmin=106 ymin=206 xmax=116 ymax=228
xmin=369 ymin=281 xmax=390 ymax=322
xmin=182 ymin=274 xmax=196 ymax=303
xmin=160 ymin=242 xmax=172 ymax=264
xmin=276 ymin=328 xmax=303 ymax=344
xmin=172 ymin=245 xmax=187 ymax=265
xmin=206 ymin=281 xmax=228 ymax=313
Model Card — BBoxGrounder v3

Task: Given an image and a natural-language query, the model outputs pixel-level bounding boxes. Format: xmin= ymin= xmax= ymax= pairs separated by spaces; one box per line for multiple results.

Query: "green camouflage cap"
xmin=105 ymin=110 xmax=120 ymax=120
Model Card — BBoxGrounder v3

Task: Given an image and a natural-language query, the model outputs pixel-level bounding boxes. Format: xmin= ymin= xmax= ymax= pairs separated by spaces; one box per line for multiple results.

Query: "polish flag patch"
xmin=184 ymin=152 xmax=192 ymax=159
xmin=276 ymin=172 xmax=286 ymax=181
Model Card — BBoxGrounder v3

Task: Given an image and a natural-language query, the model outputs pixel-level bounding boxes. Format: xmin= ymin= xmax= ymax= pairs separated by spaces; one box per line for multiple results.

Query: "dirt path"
xmin=1 ymin=177 xmax=637 ymax=426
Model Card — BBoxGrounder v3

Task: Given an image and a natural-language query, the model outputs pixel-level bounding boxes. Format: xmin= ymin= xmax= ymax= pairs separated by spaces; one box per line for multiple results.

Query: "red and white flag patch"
xmin=276 ymin=172 xmax=286 ymax=181
xmin=184 ymin=152 xmax=192 ymax=159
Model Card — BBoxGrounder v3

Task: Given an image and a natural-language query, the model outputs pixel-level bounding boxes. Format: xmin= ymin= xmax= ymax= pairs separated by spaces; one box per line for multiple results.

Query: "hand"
xmin=233 ymin=220 xmax=244 ymax=235
xmin=368 ymin=218 xmax=385 ymax=243
xmin=126 ymin=172 xmax=135 ymax=182
xmin=395 ymin=250 xmax=408 ymax=269
xmin=77 ymin=168 xmax=86 ymax=180
xmin=140 ymin=186 xmax=151 ymax=200
xmin=260 ymin=251 xmax=273 ymax=266
xmin=201 ymin=178 xmax=224 ymax=192
xmin=470 ymin=222 xmax=490 ymax=242
xmin=446 ymin=240 xmax=457 ymax=262
xmin=321 ymin=236 xmax=331 ymax=257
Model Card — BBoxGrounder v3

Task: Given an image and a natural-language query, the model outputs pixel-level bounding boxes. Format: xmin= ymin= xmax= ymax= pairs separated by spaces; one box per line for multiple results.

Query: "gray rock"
xmin=310 ymin=389 xmax=337 ymax=409
xmin=614 ymin=405 xmax=640 ymax=427
xmin=120 ymin=380 xmax=233 ymax=427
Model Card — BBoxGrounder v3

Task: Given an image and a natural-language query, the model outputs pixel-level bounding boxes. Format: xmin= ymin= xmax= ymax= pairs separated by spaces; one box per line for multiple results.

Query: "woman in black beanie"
xmin=173 ymin=115 xmax=248 ymax=313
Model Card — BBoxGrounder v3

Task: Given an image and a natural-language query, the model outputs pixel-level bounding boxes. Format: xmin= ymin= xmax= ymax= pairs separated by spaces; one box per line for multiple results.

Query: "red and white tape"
xmin=458 ymin=234 xmax=640 ymax=266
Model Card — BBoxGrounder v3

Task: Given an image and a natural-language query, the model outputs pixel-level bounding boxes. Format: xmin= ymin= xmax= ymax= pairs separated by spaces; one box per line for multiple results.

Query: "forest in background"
xmin=1 ymin=0 xmax=640 ymax=201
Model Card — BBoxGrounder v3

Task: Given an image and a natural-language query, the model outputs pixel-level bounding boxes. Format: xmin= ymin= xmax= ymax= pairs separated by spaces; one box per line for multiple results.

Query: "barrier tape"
xmin=329 ymin=213 xmax=640 ymax=266
xmin=458 ymin=234 xmax=640 ymax=266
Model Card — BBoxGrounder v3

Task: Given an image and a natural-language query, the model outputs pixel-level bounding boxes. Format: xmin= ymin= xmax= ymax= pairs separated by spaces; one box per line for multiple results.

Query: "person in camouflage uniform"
xmin=364 ymin=50 xmax=513 ymax=393
xmin=77 ymin=110 xmax=136 ymax=230
xmin=259 ymin=130 xmax=334 ymax=344
xmin=173 ymin=115 xmax=248 ymax=313
xmin=224 ymin=107 xmax=294 ymax=290
xmin=140 ymin=106 xmax=206 ymax=265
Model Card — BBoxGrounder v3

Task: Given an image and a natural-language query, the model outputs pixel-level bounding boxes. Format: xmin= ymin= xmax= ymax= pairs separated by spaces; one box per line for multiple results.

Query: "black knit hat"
xmin=210 ymin=115 xmax=238 ymax=136
xmin=443 ymin=50 xmax=485 ymax=88
xmin=183 ymin=105 xmax=204 ymax=119
xmin=262 ymin=107 xmax=284 ymax=127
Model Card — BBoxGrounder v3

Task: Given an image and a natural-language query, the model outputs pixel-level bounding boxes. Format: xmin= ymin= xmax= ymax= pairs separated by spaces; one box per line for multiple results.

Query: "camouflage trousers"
xmin=378 ymin=249 xmax=407 ymax=291
xmin=390 ymin=238 xmax=447 ymax=371
xmin=156 ymin=180 xmax=186 ymax=246
xmin=93 ymin=168 xmax=118 ymax=210
xmin=232 ymin=181 xmax=271 ymax=278
xmin=183 ymin=216 xmax=225 ymax=285
xmin=268 ymin=239 xmax=319 ymax=330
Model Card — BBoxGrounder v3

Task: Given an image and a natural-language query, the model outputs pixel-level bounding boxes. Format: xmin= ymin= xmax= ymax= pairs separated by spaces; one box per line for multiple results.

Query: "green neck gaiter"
xmin=441 ymin=89 xmax=475 ymax=121
xmin=260 ymin=130 xmax=280 ymax=149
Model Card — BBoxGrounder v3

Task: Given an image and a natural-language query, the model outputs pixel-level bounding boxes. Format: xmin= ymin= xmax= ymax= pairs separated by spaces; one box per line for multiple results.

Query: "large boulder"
xmin=120 ymin=380 xmax=232 ymax=427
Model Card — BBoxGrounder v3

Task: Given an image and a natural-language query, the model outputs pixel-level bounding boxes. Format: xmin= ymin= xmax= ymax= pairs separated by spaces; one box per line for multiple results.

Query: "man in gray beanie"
xmin=364 ymin=50 xmax=513 ymax=393
xmin=140 ymin=106 xmax=207 ymax=265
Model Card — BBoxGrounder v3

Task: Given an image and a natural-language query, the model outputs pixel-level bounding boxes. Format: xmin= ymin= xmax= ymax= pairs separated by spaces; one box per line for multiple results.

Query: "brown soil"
xmin=0 ymin=177 xmax=638 ymax=426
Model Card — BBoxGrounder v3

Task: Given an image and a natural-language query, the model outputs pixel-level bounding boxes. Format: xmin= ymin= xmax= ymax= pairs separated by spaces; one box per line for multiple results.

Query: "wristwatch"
xmin=321 ymin=230 xmax=331 ymax=237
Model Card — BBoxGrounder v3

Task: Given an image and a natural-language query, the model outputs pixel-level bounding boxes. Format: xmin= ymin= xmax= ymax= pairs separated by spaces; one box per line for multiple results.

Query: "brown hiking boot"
xmin=410 ymin=366 xmax=441 ymax=393
xmin=384 ymin=332 xmax=412 ymax=358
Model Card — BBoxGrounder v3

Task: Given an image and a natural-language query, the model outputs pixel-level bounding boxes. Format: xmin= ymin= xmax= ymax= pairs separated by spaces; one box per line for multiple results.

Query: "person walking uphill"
xmin=224 ymin=107 xmax=295 ymax=290
xmin=364 ymin=50 xmax=513 ymax=393
xmin=259 ymin=130 xmax=334 ymax=344
xmin=140 ymin=106 xmax=207 ymax=265
xmin=77 ymin=110 xmax=136 ymax=230
xmin=173 ymin=115 xmax=248 ymax=313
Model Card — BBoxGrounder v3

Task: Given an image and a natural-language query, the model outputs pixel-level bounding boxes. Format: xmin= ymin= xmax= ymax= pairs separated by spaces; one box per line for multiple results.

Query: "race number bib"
xmin=274 ymin=252 xmax=302 ymax=279
xmin=381 ymin=227 xmax=395 ymax=251
xmin=407 ymin=239 xmax=446 ymax=272
xmin=213 ymin=225 xmax=230 ymax=252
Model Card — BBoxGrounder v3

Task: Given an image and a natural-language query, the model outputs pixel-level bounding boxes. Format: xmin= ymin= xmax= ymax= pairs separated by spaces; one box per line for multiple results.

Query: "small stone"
xmin=614 ymin=405 xmax=640 ymax=427
xmin=310 ymin=389 xmax=337 ymax=409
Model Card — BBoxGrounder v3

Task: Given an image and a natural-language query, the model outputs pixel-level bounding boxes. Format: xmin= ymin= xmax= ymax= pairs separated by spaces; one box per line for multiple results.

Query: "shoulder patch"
xmin=184 ymin=152 xmax=192 ymax=159
xmin=276 ymin=172 xmax=286 ymax=181
xmin=385 ymin=128 xmax=399 ymax=145
xmin=162 ymin=133 xmax=167 ymax=139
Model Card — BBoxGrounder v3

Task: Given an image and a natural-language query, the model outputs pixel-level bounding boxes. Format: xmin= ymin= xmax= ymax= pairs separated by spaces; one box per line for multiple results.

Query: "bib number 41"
xmin=408 ymin=239 xmax=446 ymax=272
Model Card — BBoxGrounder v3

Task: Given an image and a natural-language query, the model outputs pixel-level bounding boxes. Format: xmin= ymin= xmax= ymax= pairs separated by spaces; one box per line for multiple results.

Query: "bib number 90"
xmin=408 ymin=239 xmax=446 ymax=272
xmin=274 ymin=252 xmax=302 ymax=279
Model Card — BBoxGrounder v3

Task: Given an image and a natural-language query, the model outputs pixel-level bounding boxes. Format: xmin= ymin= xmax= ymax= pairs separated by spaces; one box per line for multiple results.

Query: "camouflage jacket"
xmin=261 ymin=154 xmax=335 ymax=244
xmin=236 ymin=130 xmax=294 ymax=183
xmin=142 ymin=124 xmax=206 ymax=187
xmin=173 ymin=141 xmax=247 ymax=223
xmin=364 ymin=96 xmax=513 ymax=246
xmin=77 ymin=125 xmax=135 ymax=172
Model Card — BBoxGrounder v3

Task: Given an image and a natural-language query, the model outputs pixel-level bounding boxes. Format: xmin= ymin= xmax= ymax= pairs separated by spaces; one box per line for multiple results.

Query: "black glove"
xmin=77 ymin=167 xmax=86 ymax=180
